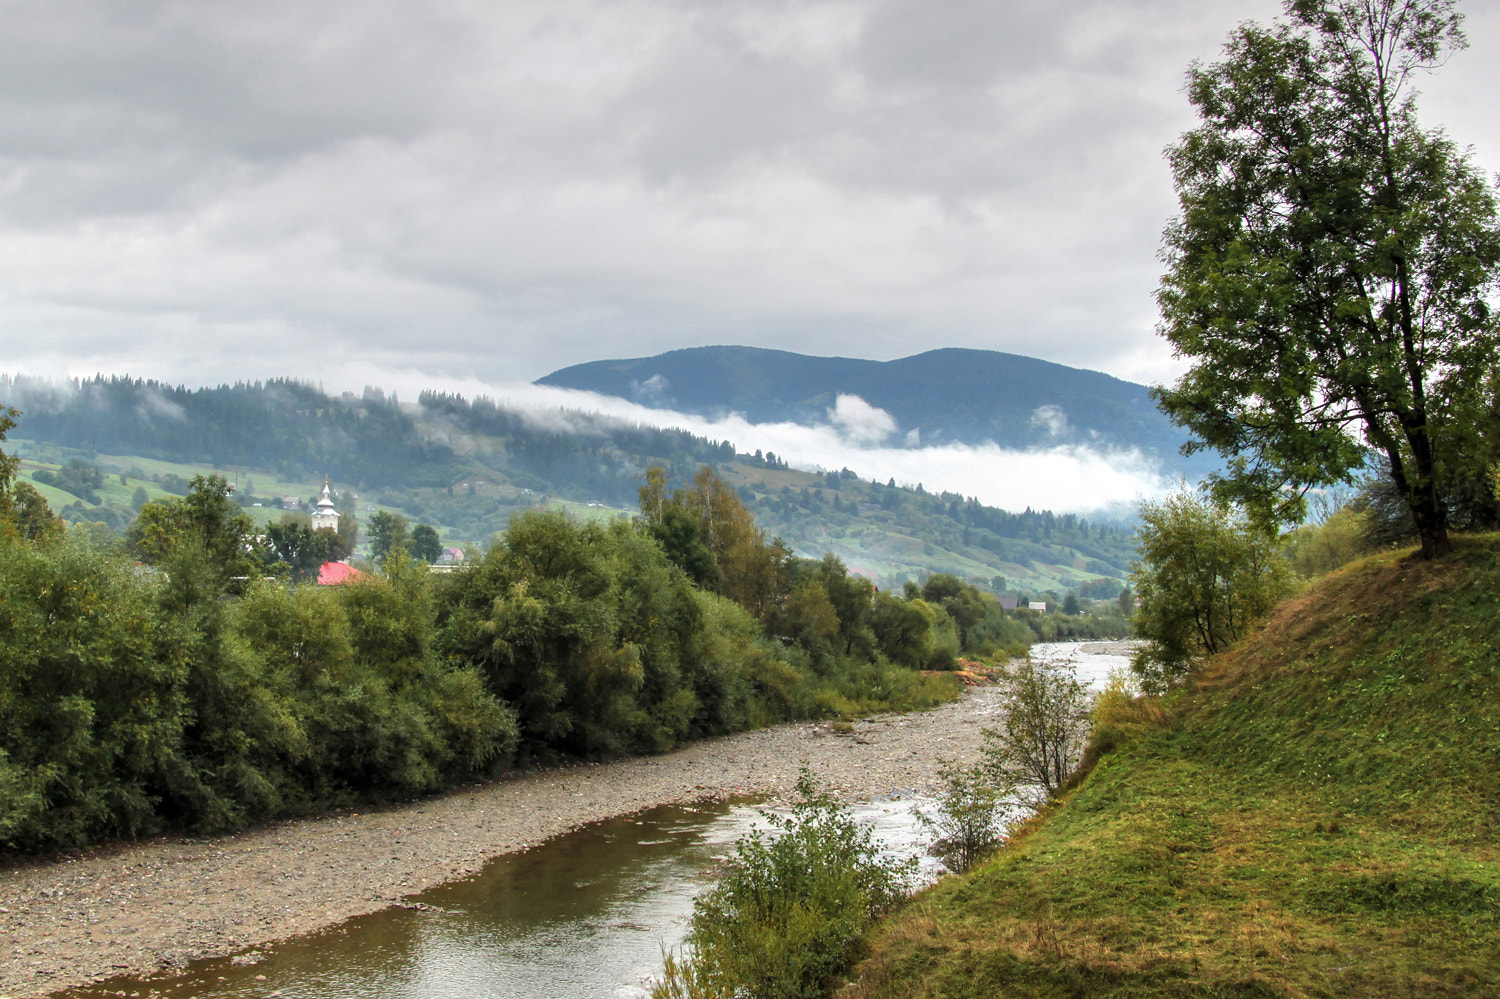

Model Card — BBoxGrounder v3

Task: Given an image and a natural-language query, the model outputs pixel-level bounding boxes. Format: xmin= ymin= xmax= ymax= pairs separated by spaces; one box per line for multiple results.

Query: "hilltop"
xmin=846 ymin=538 xmax=1500 ymax=997
xmin=538 ymin=345 xmax=1207 ymax=475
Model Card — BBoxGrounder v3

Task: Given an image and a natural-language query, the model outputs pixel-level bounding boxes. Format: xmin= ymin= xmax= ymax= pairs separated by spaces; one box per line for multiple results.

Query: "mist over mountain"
xmin=537 ymin=346 xmax=1204 ymax=475
xmin=2 ymin=373 xmax=1140 ymax=594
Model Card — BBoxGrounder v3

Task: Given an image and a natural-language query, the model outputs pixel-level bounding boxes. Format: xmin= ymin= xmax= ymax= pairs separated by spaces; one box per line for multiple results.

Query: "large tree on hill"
xmin=1154 ymin=0 xmax=1500 ymax=558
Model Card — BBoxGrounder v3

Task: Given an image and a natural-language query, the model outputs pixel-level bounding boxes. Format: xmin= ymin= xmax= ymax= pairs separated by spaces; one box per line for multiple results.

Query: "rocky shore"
xmin=0 ymin=683 xmax=1004 ymax=998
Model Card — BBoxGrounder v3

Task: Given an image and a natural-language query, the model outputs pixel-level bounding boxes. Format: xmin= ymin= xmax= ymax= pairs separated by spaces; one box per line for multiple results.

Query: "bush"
xmin=917 ymin=759 xmax=1009 ymax=873
xmin=982 ymin=655 xmax=1089 ymax=804
xmin=1129 ymin=492 xmax=1291 ymax=693
xmin=653 ymin=770 xmax=915 ymax=999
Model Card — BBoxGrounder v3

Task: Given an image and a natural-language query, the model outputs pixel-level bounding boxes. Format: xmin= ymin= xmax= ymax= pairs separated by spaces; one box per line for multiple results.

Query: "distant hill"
xmin=0 ymin=374 xmax=1138 ymax=595
xmin=538 ymin=345 xmax=1203 ymax=473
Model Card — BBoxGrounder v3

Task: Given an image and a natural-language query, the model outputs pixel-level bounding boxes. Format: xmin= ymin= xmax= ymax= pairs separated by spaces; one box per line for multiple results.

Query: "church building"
xmin=310 ymin=479 xmax=339 ymax=534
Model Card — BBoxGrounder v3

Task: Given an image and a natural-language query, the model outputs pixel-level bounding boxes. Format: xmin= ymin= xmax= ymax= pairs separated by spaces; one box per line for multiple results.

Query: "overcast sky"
xmin=3 ymin=0 xmax=1496 ymax=396
xmin=2 ymin=1 xmax=1498 ymax=511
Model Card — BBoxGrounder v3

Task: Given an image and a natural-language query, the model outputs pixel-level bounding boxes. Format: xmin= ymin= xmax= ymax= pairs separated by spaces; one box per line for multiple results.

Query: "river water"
xmin=60 ymin=797 xmax=940 ymax=999
xmin=58 ymin=642 xmax=1131 ymax=999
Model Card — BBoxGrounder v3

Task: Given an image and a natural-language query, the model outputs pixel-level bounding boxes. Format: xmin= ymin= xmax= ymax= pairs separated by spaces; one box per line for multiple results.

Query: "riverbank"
xmin=0 ymin=682 xmax=1002 ymax=998
xmin=842 ymin=543 xmax=1500 ymax=998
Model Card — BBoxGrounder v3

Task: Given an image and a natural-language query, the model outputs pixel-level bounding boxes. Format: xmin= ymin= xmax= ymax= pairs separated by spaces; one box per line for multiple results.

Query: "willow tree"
xmin=1155 ymin=0 xmax=1500 ymax=558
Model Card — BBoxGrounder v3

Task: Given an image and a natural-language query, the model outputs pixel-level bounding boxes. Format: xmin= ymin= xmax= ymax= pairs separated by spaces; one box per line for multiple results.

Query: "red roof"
xmin=317 ymin=561 xmax=368 ymax=585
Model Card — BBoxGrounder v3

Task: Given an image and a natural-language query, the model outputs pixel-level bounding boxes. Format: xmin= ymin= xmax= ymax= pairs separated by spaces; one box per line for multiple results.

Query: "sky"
xmin=2 ymin=0 xmax=1498 ymax=511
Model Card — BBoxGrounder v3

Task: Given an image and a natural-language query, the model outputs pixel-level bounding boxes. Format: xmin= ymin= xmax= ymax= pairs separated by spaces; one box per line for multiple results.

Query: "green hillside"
xmin=2 ymin=376 xmax=1136 ymax=595
xmin=847 ymin=538 xmax=1500 ymax=997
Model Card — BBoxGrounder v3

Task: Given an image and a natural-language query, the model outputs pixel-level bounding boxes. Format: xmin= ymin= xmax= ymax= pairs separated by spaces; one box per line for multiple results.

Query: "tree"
xmin=0 ymin=407 xmax=63 ymax=543
xmin=1154 ymin=0 xmax=1500 ymax=558
xmin=1129 ymin=492 xmax=1292 ymax=692
xmin=6 ymin=482 xmax=64 ymax=542
xmin=368 ymin=510 xmax=410 ymax=563
xmin=638 ymin=465 xmax=792 ymax=627
xmin=981 ymin=656 xmax=1089 ymax=802
xmin=265 ymin=519 xmax=331 ymax=582
xmin=916 ymin=759 xmax=1009 ymax=874
xmin=316 ymin=526 xmax=351 ymax=562
xmin=126 ymin=475 xmax=266 ymax=587
xmin=334 ymin=490 xmax=359 ymax=555
xmin=0 ymin=406 xmax=17 ymax=496
xmin=409 ymin=523 xmax=443 ymax=563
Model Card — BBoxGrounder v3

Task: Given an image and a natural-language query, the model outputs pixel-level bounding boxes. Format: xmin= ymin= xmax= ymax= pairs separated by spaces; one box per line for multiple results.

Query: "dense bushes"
xmin=0 ymin=535 xmax=513 ymax=851
xmin=1 ymin=465 xmax=968 ymax=852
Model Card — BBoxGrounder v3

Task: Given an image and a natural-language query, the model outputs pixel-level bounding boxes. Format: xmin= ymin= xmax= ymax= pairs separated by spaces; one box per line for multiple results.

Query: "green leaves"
xmin=1156 ymin=0 xmax=1500 ymax=554
xmin=1129 ymin=493 xmax=1292 ymax=692
xmin=654 ymin=770 xmax=915 ymax=999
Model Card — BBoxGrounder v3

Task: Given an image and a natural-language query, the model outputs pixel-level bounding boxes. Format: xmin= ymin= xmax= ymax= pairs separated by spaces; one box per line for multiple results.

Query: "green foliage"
xmin=1129 ymin=492 xmax=1292 ymax=693
xmin=850 ymin=536 xmax=1500 ymax=999
xmin=1282 ymin=504 xmax=1375 ymax=579
xmin=125 ymin=474 xmax=268 ymax=589
xmin=368 ymin=510 xmax=410 ymax=564
xmin=0 ymin=528 xmax=514 ymax=851
xmin=917 ymin=759 xmax=1009 ymax=874
xmin=1153 ymin=0 xmax=1500 ymax=558
xmin=0 ymin=535 xmax=192 ymax=847
xmin=869 ymin=591 xmax=937 ymax=668
xmin=982 ymin=656 xmax=1089 ymax=802
xmin=264 ymin=518 xmax=330 ymax=582
xmin=409 ymin=523 xmax=442 ymax=563
xmin=2 ymin=444 xmax=962 ymax=852
xmin=653 ymin=770 xmax=915 ymax=999
xmin=32 ymin=459 xmax=105 ymax=504
xmin=640 ymin=465 xmax=793 ymax=628
xmin=4 ymin=482 xmax=63 ymax=543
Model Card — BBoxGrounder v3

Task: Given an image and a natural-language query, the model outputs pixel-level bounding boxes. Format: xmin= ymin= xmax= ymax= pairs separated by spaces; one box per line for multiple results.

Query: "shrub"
xmin=982 ymin=656 xmax=1089 ymax=804
xmin=917 ymin=759 xmax=1009 ymax=873
xmin=653 ymin=770 xmax=915 ymax=999
xmin=1129 ymin=492 xmax=1291 ymax=693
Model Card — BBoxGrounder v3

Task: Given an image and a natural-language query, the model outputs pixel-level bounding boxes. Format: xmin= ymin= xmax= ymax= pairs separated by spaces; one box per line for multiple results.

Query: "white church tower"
xmin=310 ymin=479 xmax=340 ymax=534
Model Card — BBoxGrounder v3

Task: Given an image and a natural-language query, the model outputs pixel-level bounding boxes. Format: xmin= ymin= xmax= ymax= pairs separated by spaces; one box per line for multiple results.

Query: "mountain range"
xmin=538 ymin=345 xmax=1202 ymax=473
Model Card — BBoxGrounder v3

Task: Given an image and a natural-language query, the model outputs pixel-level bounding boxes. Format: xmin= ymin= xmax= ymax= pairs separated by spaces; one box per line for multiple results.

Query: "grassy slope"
xmin=845 ymin=537 xmax=1500 ymax=998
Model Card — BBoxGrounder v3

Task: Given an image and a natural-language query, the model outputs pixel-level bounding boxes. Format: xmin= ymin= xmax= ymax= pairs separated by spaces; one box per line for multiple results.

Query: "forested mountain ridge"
xmin=538 ymin=345 xmax=1203 ymax=472
xmin=0 ymin=374 xmax=1136 ymax=595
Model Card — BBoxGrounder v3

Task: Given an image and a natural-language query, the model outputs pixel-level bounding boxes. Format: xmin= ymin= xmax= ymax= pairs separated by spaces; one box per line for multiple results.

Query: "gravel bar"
xmin=0 ymin=684 xmax=1003 ymax=998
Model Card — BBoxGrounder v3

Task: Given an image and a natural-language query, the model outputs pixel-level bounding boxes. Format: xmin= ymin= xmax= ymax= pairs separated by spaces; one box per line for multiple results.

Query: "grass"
xmin=842 ymin=535 xmax=1500 ymax=998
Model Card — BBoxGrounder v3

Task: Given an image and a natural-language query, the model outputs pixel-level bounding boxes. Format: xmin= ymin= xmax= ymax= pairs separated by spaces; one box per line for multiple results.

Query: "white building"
xmin=310 ymin=480 xmax=339 ymax=534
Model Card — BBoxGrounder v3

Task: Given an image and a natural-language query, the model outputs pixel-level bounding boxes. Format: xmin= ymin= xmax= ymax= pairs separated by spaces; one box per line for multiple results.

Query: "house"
xmin=997 ymin=596 xmax=1019 ymax=611
xmin=1028 ymin=601 xmax=1048 ymax=612
xmin=317 ymin=561 xmax=368 ymax=586
xmin=437 ymin=547 xmax=466 ymax=565
xmin=282 ymin=495 xmax=301 ymax=510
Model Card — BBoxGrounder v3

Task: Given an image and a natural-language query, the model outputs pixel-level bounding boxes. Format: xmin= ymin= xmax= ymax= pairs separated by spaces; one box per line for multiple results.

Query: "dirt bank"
xmin=0 ymin=685 xmax=1002 ymax=998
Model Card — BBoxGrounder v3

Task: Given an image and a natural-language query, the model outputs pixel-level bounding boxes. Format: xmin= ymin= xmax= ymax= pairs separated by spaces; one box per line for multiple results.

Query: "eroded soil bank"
xmin=1 ymin=685 xmax=1001 ymax=998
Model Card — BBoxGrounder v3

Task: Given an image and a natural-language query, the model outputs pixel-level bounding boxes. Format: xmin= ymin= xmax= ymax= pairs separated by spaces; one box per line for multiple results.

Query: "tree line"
xmin=0 ymin=408 xmax=1051 ymax=851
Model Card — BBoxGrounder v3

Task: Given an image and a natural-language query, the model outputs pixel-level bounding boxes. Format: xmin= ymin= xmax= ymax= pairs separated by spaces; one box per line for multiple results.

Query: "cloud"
xmin=0 ymin=0 xmax=1344 ymax=393
xmin=137 ymin=389 xmax=186 ymax=422
xmin=0 ymin=0 xmax=1493 ymax=404
xmin=826 ymin=393 xmax=896 ymax=445
xmin=1028 ymin=404 xmax=1068 ymax=438
xmin=387 ymin=367 xmax=1166 ymax=514
xmin=630 ymin=373 xmax=673 ymax=405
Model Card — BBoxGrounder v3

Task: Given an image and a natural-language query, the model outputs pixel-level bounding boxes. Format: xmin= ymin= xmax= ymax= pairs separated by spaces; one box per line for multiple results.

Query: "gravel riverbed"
xmin=0 ymin=683 xmax=1006 ymax=998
